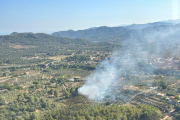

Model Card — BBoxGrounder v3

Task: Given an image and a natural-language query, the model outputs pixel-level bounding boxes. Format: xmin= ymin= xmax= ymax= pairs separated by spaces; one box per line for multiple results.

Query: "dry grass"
xmin=48 ymin=55 xmax=69 ymax=60
xmin=122 ymin=85 xmax=140 ymax=91
xmin=9 ymin=44 xmax=36 ymax=49
xmin=0 ymin=76 xmax=10 ymax=80
xmin=35 ymin=109 xmax=40 ymax=113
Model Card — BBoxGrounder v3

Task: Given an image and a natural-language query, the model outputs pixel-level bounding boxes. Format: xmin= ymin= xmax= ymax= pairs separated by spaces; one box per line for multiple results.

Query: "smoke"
xmin=78 ymin=25 xmax=180 ymax=101
xmin=78 ymin=59 xmax=118 ymax=101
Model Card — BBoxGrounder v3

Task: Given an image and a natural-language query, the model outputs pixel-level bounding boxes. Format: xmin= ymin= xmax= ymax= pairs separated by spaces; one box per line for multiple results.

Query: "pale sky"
xmin=0 ymin=0 xmax=179 ymax=35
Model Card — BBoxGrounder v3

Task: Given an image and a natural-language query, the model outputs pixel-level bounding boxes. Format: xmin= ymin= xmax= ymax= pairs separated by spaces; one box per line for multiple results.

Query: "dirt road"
xmin=161 ymin=109 xmax=175 ymax=120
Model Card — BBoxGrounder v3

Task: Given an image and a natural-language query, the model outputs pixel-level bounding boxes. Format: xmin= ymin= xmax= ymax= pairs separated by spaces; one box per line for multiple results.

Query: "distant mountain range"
xmin=161 ymin=19 xmax=180 ymax=24
xmin=124 ymin=22 xmax=172 ymax=30
xmin=0 ymin=32 xmax=90 ymax=46
xmin=51 ymin=26 xmax=133 ymax=43
xmin=123 ymin=19 xmax=180 ymax=29
xmin=51 ymin=19 xmax=180 ymax=43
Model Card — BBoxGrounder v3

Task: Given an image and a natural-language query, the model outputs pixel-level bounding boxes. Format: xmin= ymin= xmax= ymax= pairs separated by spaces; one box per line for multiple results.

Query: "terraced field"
xmin=130 ymin=93 xmax=171 ymax=118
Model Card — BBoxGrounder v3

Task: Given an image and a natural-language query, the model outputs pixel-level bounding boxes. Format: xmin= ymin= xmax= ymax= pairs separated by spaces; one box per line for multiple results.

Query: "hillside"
xmin=51 ymin=26 xmax=135 ymax=43
xmin=0 ymin=32 xmax=90 ymax=46
xmin=0 ymin=32 xmax=115 ymax=64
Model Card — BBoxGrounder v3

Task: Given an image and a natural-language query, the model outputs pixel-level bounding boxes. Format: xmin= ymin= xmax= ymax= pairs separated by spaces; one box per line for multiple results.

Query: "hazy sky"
xmin=0 ymin=0 xmax=179 ymax=35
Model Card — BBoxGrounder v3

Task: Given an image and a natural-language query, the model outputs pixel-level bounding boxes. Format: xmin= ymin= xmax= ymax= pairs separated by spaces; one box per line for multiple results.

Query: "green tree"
xmin=30 ymin=112 xmax=40 ymax=120
xmin=159 ymin=79 xmax=167 ymax=89
xmin=49 ymin=116 xmax=55 ymax=120
xmin=2 ymin=72 xmax=6 ymax=77
xmin=29 ymin=96 xmax=35 ymax=103
xmin=23 ymin=111 xmax=30 ymax=120
xmin=54 ymin=90 xmax=58 ymax=97
xmin=10 ymin=67 xmax=16 ymax=71
xmin=65 ymin=90 xmax=70 ymax=98
xmin=33 ymin=81 xmax=39 ymax=85
xmin=17 ymin=93 xmax=24 ymax=102
xmin=34 ymin=96 xmax=40 ymax=103
xmin=0 ymin=97 xmax=6 ymax=105
xmin=49 ymin=89 xmax=54 ymax=95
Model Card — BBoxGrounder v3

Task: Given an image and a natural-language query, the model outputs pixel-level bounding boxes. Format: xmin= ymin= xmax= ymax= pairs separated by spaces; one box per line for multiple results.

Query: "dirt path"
xmin=127 ymin=88 xmax=157 ymax=104
xmin=0 ymin=78 xmax=11 ymax=83
xmin=161 ymin=109 xmax=175 ymax=120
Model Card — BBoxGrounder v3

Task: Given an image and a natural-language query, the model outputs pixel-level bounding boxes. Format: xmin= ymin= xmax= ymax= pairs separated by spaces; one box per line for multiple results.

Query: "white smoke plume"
xmin=78 ymin=59 xmax=117 ymax=101
xmin=78 ymin=25 xmax=180 ymax=101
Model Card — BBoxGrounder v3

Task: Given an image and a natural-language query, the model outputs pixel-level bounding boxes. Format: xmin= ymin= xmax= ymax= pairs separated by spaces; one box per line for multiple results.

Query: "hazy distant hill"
xmin=51 ymin=26 xmax=138 ymax=43
xmin=124 ymin=22 xmax=173 ymax=30
xmin=1 ymin=32 xmax=90 ymax=46
xmin=161 ymin=19 xmax=180 ymax=24
xmin=140 ymin=23 xmax=180 ymax=36
xmin=51 ymin=20 xmax=180 ymax=43
xmin=0 ymin=32 xmax=116 ymax=49
xmin=121 ymin=19 xmax=180 ymax=29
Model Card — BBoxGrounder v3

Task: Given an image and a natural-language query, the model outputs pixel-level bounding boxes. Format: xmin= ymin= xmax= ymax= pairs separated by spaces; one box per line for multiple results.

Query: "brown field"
xmin=9 ymin=44 xmax=36 ymax=49
xmin=48 ymin=55 xmax=70 ymax=60
xmin=0 ymin=76 xmax=10 ymax=80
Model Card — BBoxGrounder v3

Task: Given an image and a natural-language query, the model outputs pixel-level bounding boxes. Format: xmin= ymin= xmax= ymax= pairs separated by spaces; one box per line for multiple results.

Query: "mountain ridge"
xmin=51 ymin=20 xmax=180 ymax=43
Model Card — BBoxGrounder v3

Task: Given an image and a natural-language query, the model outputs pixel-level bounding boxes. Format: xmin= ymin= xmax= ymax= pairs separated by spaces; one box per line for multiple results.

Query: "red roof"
xmin=169 ymin=96 xmax=175 ymax=99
